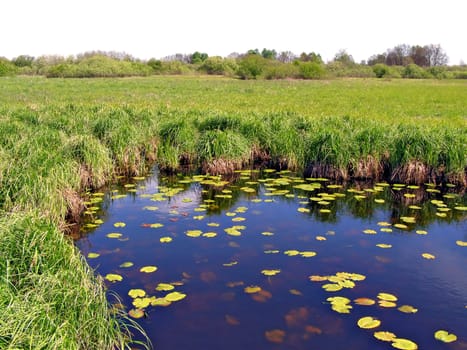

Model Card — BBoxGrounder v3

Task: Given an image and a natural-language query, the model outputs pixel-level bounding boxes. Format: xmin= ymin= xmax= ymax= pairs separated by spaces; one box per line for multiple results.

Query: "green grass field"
xmin=0 ymin=76 xmax=466 ymax=349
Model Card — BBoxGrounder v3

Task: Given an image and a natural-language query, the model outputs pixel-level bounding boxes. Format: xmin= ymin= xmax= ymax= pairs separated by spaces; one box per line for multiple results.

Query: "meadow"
xmin=0 ymin=76 xmax=465 ymax=349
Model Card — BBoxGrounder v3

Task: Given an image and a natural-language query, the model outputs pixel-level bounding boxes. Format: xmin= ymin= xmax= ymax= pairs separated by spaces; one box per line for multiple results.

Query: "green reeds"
xmin=0 ymin=212 xmax=146 ymax=350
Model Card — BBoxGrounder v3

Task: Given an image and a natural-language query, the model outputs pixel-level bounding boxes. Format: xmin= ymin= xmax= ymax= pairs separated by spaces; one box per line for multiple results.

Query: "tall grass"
xmin=0 ymin=212 xmax=146 ymax=349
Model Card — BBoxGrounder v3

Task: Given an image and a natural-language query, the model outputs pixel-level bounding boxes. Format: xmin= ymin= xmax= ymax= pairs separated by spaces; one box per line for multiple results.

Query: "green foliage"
xmin=46 ymin=55 xmax=152 ymax=78
xmin=263 ymin=61 xmax=299 ymax=79
xmin=0 ymin=212 xmax=142 ymax=349
xmin=236 ymin=54 xmax=267 ymax=79
xmin=199 ymin=56 xmax=238 ymax=76
xmin=297 ymin=61 xmax=326 ymax=79
xmin=402 ymin=64 xmax=429 ymax=79
xmin=0 ymin=58 xmax=17 ymax=76
xmin=373 ymin=63 xmax=390 ymax=78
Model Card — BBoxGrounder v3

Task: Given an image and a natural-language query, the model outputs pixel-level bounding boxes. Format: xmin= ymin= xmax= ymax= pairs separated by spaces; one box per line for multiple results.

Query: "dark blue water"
xmin=76 ymin=168 xmax=467 ymax=350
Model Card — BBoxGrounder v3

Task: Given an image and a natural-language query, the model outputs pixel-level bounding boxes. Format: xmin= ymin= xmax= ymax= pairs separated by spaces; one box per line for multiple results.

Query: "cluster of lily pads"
xmin=80 ymin=169 xmax=466 ymax=348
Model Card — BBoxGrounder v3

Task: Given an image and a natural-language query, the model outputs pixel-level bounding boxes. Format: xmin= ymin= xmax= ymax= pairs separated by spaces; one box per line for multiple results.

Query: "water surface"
xmin=76 ymin=168 xmax=467 ymax=349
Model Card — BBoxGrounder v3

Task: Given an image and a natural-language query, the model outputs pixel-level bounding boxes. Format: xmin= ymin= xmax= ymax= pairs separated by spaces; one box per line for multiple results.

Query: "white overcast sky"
xmin=1 ymin=0 xmax=466 ymax=64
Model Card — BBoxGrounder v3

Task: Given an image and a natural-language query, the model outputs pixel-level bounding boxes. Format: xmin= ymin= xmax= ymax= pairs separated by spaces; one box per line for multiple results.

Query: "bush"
xmin=0 ymin=58 xmax=17 ymax=76
xmin=297 ymin=62 xmax=326 ymax=79
xmin=372 ymin=64 xmax=389 ymax=78
xmin=402 ymin=64 xmax=429 ymax=79
xmin=263 ymin=61 xmax=299 ymax=79
xmin=236 ymin=54 xmax=267 ymax=79
xmin=199 ymin=57 xmax=238 ymax=76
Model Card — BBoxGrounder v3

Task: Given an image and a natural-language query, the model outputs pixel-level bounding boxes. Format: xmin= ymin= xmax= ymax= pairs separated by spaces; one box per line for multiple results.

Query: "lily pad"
xmin=165 ymin=291 xmax=187 ymax=302
xmin=378 ymin=293 xmax=398 ymax=301
xmin=156 ymin=283 xmax=175 ymax=291
xmin=374 ymin=331 xmax=397 ymax=342
xmin=128 ymin=289 xmax=146 ymax=298
xmin=398 ymin=305 xmax=418 ymax=313
xmin=105 ymin=273 xmax=123 ymax=282
xmin=391 ymin=338 xmax=418 ymax=349
xmin=140 ymin=266 xmax=158 ymax=273
xmin=434 ymin=330 xmax=457 ymax=343
xmin=244 ymin=286 xmax=262 ymax=294
xmin=357 ymin=316 xmax=381 ymax=329
xmin=128 ymin=308 xmax=145 ymax=319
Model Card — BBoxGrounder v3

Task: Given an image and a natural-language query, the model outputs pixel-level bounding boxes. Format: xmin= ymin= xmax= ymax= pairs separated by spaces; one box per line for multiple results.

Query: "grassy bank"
xmin=0 ymin=76 xmax=466 ymax=349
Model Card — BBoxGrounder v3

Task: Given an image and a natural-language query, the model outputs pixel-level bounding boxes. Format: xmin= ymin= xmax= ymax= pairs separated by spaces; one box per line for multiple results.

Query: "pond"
xmin=76 ymin=168 xmax=467 ymax=350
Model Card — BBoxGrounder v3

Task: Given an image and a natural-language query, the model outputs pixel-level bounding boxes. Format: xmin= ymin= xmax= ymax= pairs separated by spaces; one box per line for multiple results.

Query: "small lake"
xmin=76 ymin=168 xmax=467 ymax=350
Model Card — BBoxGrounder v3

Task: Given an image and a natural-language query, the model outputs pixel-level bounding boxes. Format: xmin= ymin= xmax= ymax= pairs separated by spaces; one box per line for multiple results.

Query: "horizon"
xmin=1 ymin=0 xmax=466 ymax=65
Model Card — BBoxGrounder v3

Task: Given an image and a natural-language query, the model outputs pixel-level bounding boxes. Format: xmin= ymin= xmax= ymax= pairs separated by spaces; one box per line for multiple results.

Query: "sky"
xmin=1 ymin=0 xmax=466 ymax=64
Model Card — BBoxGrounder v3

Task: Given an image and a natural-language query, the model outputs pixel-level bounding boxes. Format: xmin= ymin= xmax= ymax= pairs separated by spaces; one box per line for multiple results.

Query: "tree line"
xmin=1 ymin=44 xmax=466 ymax=79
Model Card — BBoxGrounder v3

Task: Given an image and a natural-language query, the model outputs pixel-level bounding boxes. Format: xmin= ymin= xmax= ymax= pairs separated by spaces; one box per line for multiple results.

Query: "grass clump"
xmin=0 ymin=212 xmax=142 ymax=349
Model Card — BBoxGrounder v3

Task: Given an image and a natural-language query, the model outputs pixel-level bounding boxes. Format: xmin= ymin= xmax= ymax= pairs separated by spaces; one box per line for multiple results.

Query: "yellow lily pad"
xmin=322 ymin=284 xmax=343 ymax=292
xmin=421 ymin=253 xmax=435 ymax=260
xmin=376 ymin=244 xmax=392 ymax=249
xmin=156 ymin=283 xmax=175 ymax=291
xmin=300 ymin=251 xmax=317 ymax=258
xmin=128 ymin=289 xmax=146 ymax=298
xmin=203 ymin=232 xmax=217 ymax=238
xmin=398 ymin=305 xmax=418 ymax=313
xmin=357 ymin=316 xmax=381 ymax=329
xmin=160 ymin=236 xmax=173 ymax=243
xmin=105 ymin=273 xmax=123 ymax=282
xmin=391 ymin=338 xmax=418 ymax=349
xmin=374 ymin=331 xmax=397 ymax=342
xmin=378 ymin=293 xmax=398 ymax=301
xmin=394 ymin=223 xmax=408 ymax=230
xmin=106 ymin=232 xmax=122 ymax=238
xmin=165 ymin=291 xmax=186 ymax=302
xmin=119 ymin=261 xmax=133 ymax=268
xmin=150 ymin=223 xmax=164 ymax=228
xmin=316 ymin=236 xmax=327 ymax=241
xmin=186 ymin=230 xmax=203 ymax=237
xmin=261 ymin=269 xmax=281 ymax=276
xmin=363 ymin=229 xmax=377 ymax=235
xmin=113 ymin=222 xmax=126 ymax=228
xmin=244 ymin=286 xmax=262 ymax=294
xmin=434 ymin=330 xmax=457 ymax=343
xmin=132 ymin=297 xmax=151 ymax=308
xmin=379 ymin=300 xmax=397 ymax=308
xmin=151 ymin=297 xmax=172 ymax=307
xmin=284 ymin=250 xmax=300 ymax=256
xmin=416 ymin=230 xmax=428 ymax=235
xmin=87 ymin=252 xmax=100 ymax=259
xmin=456 ymin=240 xmax=467 ymax=247
xmin=140 ymin=266 xmax=158 ymax=273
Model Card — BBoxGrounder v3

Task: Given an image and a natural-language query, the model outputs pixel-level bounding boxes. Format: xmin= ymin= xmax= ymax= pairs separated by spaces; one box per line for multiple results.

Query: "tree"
xmin=190 ymin=51 xmax=208 ymax=64
xmin=13 ymin=55 xmax=34 ymax=67
xmin=333 ymin=49 xmax=354 ymax=66
xmin=261 ymin=48 xmax=277 ymax=60
xmin=277 ymin=51 xmax=296 ymax=63
xmin=367 ymin=53 xmax=386 ymax=66
xmin=299 ymin=52 xmax=323 ymax=64
xmin=410 ymin=45 xmax=429 ymax=67
xmin=425 ymin=44 xmax=448 ymax=66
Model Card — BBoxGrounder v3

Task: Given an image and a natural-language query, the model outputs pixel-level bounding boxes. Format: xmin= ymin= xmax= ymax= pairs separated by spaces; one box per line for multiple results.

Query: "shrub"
xmin=236 ymin=54 xmax=267 ymax=79
xmin=0 ymin=58 xmax=18 ymax=76
xmin=372 ymin=63 xmax=389 ymax=78
xmin=263 ymin=61 xmax=299 ymax=79
xmin=199 ymin=57 xmax=238 ymax=76
xmin=297 ymin=61 xmax=326 ymax=79
xmin=402 ymin=64 xmax=429 ymax=79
